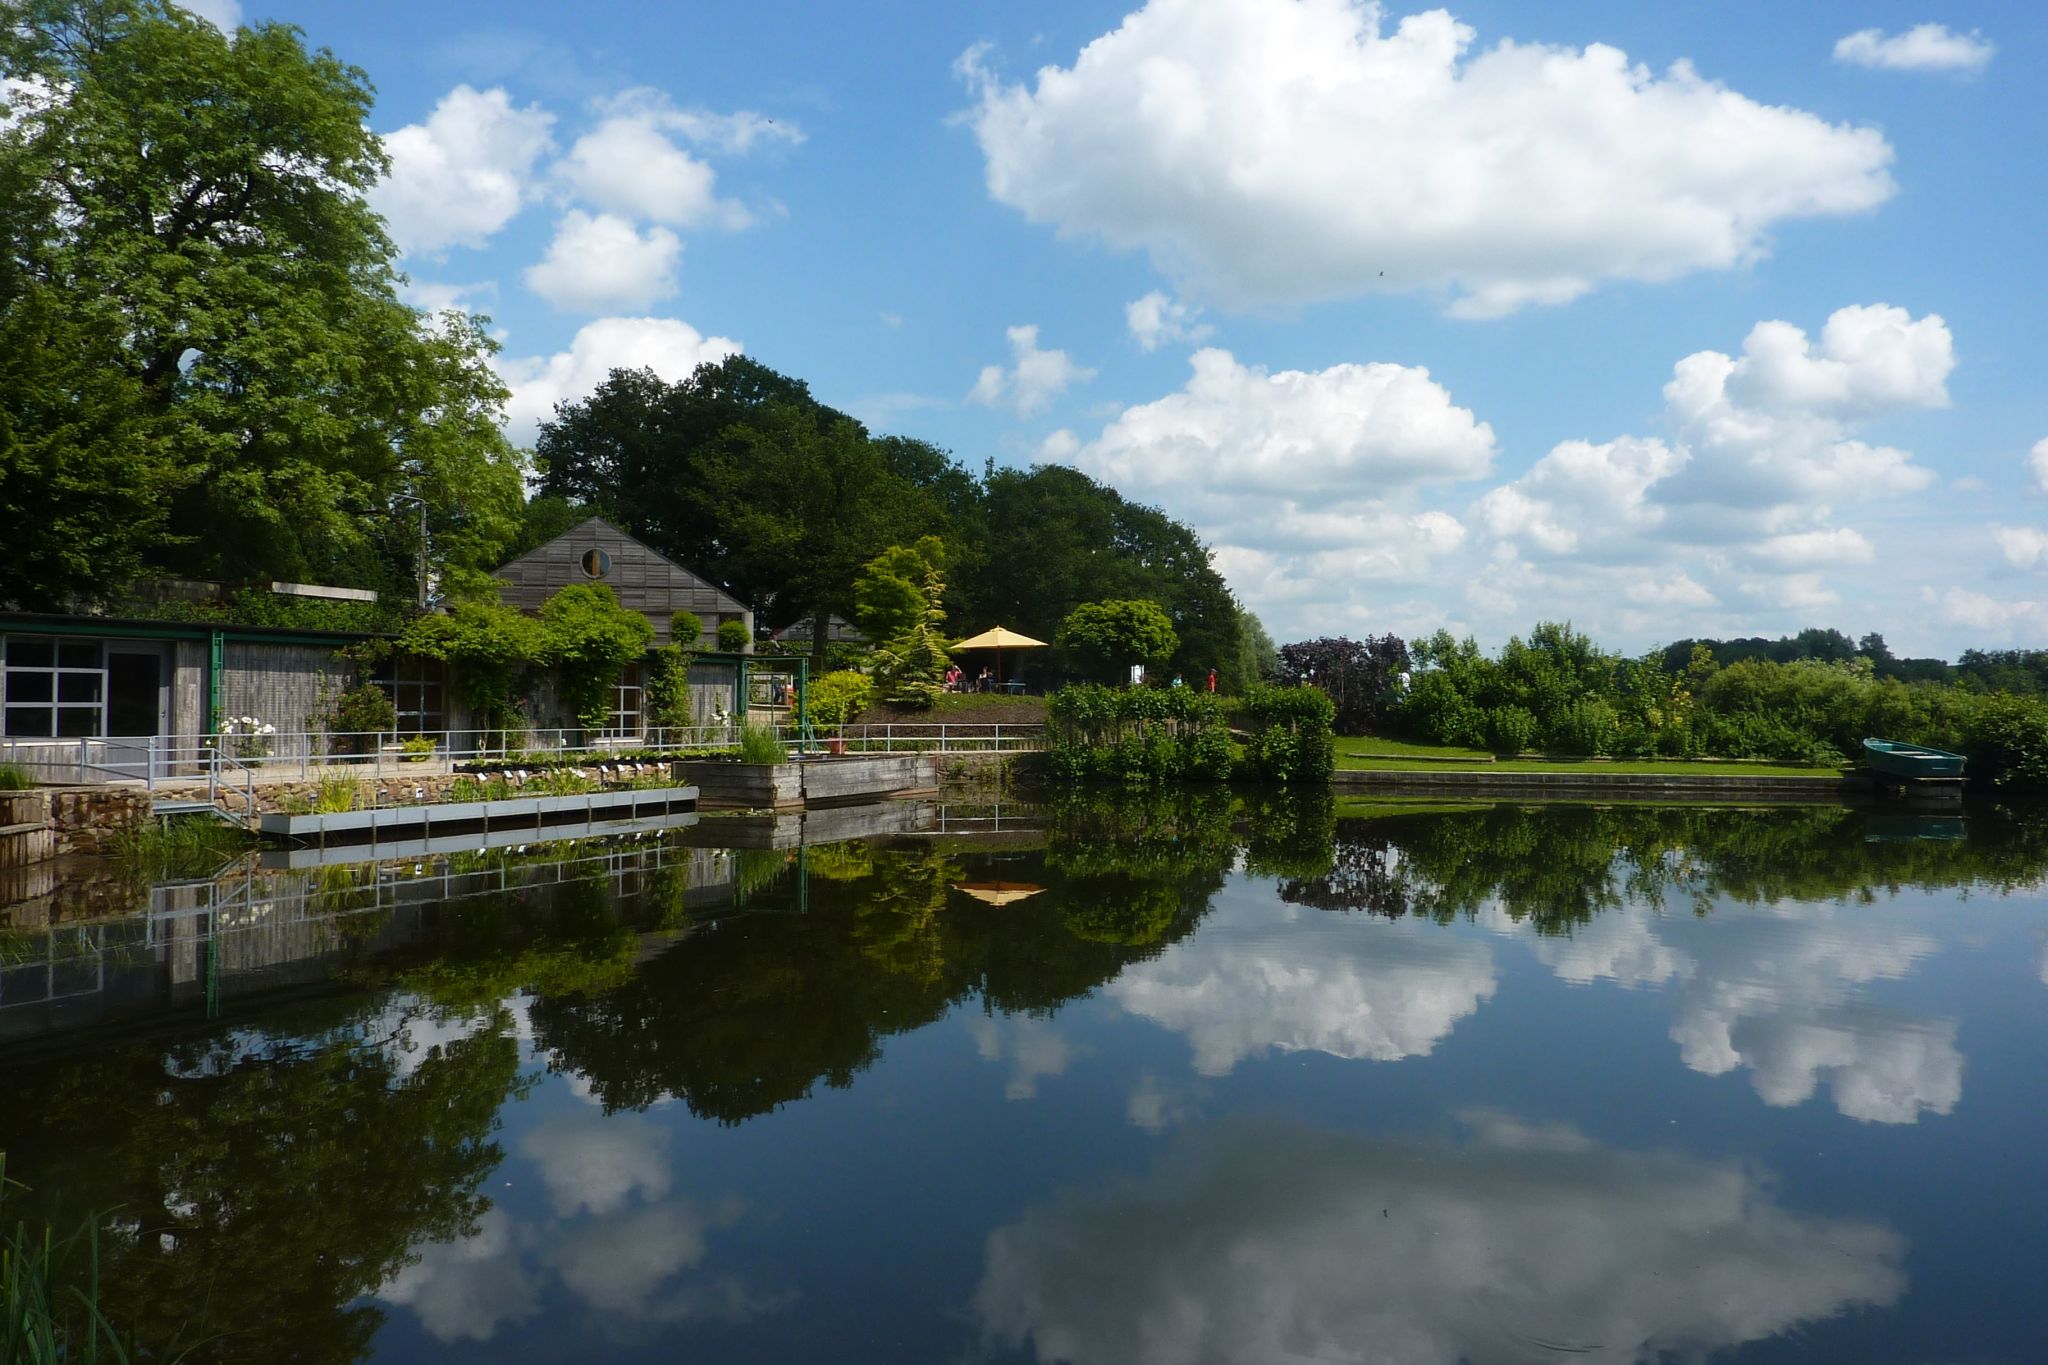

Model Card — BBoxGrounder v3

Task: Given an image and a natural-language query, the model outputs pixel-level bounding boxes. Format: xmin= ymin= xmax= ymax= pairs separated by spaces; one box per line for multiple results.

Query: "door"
xmin=106 ymin=650 xmax=165 ymax=737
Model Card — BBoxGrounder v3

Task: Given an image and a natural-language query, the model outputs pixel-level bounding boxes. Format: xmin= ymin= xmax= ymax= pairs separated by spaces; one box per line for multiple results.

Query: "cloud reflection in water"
xmin=977 ymin=1112 xmax=1906 ymax=1365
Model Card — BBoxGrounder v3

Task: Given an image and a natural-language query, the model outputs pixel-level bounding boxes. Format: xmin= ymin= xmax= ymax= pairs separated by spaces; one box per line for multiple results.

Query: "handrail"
xmin=0 ymin=719 xmax=1050 ymax=786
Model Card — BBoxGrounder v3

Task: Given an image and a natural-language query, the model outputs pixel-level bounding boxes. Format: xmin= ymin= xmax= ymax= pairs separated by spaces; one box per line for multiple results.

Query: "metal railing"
xmin=825 ymin=723 xmax=1044 ymax=753
xmin=0 ymin=720 xmax=1047 ymax=791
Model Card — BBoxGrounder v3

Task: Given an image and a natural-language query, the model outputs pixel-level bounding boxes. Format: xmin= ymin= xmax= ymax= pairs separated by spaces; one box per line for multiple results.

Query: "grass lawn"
xmin=1336 ymin=736 xmax=1493 ymax=761
xmin=1338 ymin=753 xmax=1846 ymax=778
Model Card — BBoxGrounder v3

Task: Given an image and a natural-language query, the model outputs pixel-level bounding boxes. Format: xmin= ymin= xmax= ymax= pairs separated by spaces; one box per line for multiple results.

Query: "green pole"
xmin=735 ymin=653 xmax=748 ymax=740
xmin=796 ymin=657 xmax=812 ymax=754
xmin=208 ymin=628 xmax=225 ymax=735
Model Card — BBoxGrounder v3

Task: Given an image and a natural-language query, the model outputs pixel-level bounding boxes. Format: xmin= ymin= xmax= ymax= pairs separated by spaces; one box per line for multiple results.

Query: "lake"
xmin=3 ymin=792 xmax=2046 ymax=1363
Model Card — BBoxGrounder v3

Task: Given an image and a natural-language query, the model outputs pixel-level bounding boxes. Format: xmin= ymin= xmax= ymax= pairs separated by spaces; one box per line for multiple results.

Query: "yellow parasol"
xmin=952 ymin=625 xmax=1047 ymax=688
xmin=951 ymin=880 xmax=1046 ymax=906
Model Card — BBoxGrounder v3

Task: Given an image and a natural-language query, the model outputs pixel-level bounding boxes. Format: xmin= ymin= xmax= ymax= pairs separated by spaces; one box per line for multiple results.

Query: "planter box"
xmin=258 ymin=786 xmax=699 ymax=844
xmin=673 ymin=761 xmax=804 ymax=811
xmin=673 ymin=755 xmax=938 ymax=811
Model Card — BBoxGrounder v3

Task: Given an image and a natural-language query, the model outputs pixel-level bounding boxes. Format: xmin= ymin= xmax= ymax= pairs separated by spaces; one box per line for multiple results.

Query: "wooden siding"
xmin=493 ymin=516 xmax=753 ymax=648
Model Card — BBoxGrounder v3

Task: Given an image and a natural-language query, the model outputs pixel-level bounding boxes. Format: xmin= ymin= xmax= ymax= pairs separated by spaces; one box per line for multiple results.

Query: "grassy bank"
xmin=1333 ymin=737 xmax=1844 ymax=778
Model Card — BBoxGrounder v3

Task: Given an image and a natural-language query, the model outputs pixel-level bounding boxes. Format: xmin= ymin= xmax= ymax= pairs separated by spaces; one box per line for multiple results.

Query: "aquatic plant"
xmin=109 ymin=817 xmax=252 ymax=879
xmin=737 ymin=726 xmax=787 ymax=765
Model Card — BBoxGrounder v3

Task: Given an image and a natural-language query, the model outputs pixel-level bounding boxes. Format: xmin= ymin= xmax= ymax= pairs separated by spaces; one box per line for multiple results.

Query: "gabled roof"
xmin=493 ymin=516 xmax=749 ymax=618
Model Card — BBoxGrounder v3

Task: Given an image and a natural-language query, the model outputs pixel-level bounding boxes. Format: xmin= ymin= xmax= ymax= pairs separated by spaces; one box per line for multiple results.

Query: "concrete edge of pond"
xmin=675 ymin=755 xmax=939 ymax=811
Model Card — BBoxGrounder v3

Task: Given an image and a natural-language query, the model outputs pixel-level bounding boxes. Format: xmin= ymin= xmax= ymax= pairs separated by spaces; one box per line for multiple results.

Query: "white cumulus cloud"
xmin=523 ymin=210 xmax=682 ymax=313
xmin=2030 ymin=437 xmax=2048 ymax=493
xmin=968 ymin=324 xmax=1095 ymax=415
xmin=1069 ymin=347 xmax=1494 ymax=500
xmin=1834 ymin=24 xmax=1994 ymax=74
xmin=1930 ymin=586 xmax=2047 ymax=637
xmin=373 ymin=86 xmax=556 ymax=257
xmin=551 ymin=90 xmax=798 ymax=230
xmin=498 ymin=316 xmax=740 ymax=445
xmin=1996 ymin=526 xmax=2048 ymax=571
xmin=961 ymin=0 xmax=1895 ymax=315
xmin=1124 ymin=291 xmax=1213 ymax=352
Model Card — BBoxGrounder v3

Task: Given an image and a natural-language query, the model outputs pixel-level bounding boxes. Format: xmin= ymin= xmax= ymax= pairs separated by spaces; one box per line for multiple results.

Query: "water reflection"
xmin=2 ymin=794 xmax=2046 ymax=1361
xmin=1108 ymin=906 xmax=1496 ymax=1072
xmin=977 ymin=1113 xmax=1908 ymax=1365
xmin=0 ymin=996 xmax=522 ymax=1363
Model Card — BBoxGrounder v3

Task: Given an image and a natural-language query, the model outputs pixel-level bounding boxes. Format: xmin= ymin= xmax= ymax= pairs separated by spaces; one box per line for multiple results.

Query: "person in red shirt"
xmin=1206 ymin=668 xmax=1217 ymax=692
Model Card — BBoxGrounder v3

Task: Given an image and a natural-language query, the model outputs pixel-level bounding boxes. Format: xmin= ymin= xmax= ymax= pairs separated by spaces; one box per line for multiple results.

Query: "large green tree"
xmin=696 ymin=403 xmax=940 ymax=668
xmin=966 ymin=465 xmax=1241 ymax=682
xmin=533 ymin=356 xmax=863 ymax=580
xmin=0 ymin=0 xmax=522 ymax=603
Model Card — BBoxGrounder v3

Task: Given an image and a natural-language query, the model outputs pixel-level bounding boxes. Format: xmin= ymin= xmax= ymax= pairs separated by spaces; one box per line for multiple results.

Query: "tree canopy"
xmin=0 ymin=0 xmax=522 ymax=607
xmin=1057 ymin=599 xmax=1181 ymax=683
xmin=535 ymin=360 xmax=1245 ymax=682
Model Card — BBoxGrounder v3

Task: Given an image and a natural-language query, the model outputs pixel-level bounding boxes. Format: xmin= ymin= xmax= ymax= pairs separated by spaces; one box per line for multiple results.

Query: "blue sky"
xmin=202 ymin=0 xmax=2044 ymax=657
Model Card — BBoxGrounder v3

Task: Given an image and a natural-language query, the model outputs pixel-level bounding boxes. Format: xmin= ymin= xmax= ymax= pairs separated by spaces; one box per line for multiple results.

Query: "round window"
xmin=581 ymin=548 xmax=611 ymax=578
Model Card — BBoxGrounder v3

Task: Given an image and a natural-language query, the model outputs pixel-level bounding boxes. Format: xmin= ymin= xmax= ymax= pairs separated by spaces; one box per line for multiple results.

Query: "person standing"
xmin=1206 ymin=668 xmax=1217 ymax=692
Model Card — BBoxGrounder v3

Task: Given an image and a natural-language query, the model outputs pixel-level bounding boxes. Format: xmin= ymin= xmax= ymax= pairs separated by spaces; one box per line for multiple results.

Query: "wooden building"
xmin=493 ymin=516 xmax=753 ymax=650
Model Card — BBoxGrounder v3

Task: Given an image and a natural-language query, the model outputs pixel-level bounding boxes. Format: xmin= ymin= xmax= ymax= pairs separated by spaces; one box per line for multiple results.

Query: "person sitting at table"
xmin=978 ymin=666 xmax=993 ymax=693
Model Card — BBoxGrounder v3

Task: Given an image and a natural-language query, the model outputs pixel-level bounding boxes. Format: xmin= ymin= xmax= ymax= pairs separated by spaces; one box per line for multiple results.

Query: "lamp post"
xmin=392 ymin=493 xmax=428 ymax=610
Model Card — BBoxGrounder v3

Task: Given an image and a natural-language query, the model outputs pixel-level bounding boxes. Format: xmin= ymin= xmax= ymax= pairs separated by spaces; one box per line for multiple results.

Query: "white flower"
xmin=259 ymin=724 xmax=276 ymax=735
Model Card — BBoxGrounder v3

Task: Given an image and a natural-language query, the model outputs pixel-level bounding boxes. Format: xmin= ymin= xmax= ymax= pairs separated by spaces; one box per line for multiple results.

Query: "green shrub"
xmin=717 ymin=619 xmax=750 ymax=653
xmin=804 ymin=670 xmax=874 ymax=728
xmin=1549 ymin=697 xmax=1618 ymax=755
xmin=1403 ymin=669 xmax=1486 ymax=749
xmin=0 ymin=763 xmax=32 ymax=790
xmin=737 ymin=725 xmax=786 ymax=764
xmin=1485 ymin=704 xmax=1537 ymax=753
xmin=325 ymin=680 xmax=397 ymax=752
xmin=645 ymin=644 xmax=695 ymax=731
xmin=1046 ymin=683 xmax=1231 ymax=784
xmin=541 ymin=584 xmax=656 ymax=730
xmin=400 ymin=736 xmax=436 ymax=763
xmin=670 ymin=610 xmax=704 ymax=646
xmin=1965 ymin=692 xmax=2048 ymax=788
xmin=1240 ymin=683 xmax=1337 ymax=782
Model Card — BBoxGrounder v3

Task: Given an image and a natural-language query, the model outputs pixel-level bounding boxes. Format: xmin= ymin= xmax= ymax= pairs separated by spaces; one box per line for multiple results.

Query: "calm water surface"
xmin=4 ymin=793 xmax=2048 ymax=1364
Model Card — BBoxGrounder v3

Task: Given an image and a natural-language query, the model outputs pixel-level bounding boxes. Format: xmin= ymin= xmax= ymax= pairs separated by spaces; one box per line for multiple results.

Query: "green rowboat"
xmin=1861 ymin=738 xmax=1966 ymax=779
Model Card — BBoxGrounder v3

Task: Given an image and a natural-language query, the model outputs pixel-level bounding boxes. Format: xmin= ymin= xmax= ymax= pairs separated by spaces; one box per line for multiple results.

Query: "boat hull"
xmin=1861 ymin=738 xmax=1966 ymax=779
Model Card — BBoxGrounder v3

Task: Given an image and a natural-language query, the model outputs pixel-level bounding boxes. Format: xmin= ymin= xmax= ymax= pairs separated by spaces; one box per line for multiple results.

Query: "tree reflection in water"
xmin=2 ymin=792 xmax=2045 ymax=1361
xmin=0 ymin=997 xmax=522 ymax=1364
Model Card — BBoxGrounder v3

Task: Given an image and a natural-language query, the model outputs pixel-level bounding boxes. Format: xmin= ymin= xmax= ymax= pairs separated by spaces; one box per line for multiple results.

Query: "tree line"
xmin=0 ymin=1 xmax=1259 ymax=691
xmin=529 ymin=355 xmax=1259 ymax=684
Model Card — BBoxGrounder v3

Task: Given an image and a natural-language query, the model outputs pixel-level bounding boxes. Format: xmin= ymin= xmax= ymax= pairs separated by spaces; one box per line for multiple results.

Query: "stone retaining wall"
xmin=0 ymin=787 xmax=150 ymax=867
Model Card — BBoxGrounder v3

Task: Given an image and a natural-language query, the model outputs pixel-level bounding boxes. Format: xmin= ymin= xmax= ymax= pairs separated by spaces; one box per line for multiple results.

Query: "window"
xmin=3 ymin=636 xmax=103 ymax=738
xmin=372 ymin=655 xmax=447 ymax=735
xmin=581 ymin=548 xmax=611 ymax=578
xmin=604 ymin=662 xmax=644 ymax=739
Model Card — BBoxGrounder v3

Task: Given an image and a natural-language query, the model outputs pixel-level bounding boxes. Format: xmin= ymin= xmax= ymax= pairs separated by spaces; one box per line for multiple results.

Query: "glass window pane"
xmin=59 ymin=672 xmax=102 ymax=703
xmin=7 ymin=672 xmax=54 ymax=703
xmin=58 ymin=642 xmax=100 ymax=670
xmin=57 ymin=706 xmax=99 ymax=737
xmin=6 ymin=639 xmax=54 ymax=669
xmin=4 ymin=705 xmax=53 ymax=737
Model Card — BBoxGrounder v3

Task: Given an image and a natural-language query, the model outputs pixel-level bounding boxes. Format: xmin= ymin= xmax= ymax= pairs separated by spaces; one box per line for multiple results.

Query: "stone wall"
xmin=0 ymin=785 xmax=149 ymax=868
xmin=48 ymin=786 xmax=151 ymax=856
